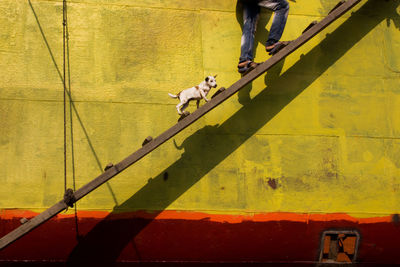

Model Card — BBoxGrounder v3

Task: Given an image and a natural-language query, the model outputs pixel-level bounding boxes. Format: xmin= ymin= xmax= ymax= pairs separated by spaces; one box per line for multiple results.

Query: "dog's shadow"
xmin=67 ymin=0 xmax=400 ymax=264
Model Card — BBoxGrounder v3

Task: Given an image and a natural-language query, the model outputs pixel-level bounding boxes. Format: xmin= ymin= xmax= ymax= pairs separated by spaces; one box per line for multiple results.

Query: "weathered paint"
xmin=0 ymin=0 xmax=400 ymax=264
xmin=0 ymin=210 xmax=400 ymax=264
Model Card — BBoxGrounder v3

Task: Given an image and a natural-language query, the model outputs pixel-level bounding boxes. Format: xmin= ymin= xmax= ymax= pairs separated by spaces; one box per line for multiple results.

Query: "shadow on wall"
xmin=67 ymin=0 xmax=400 ymax=264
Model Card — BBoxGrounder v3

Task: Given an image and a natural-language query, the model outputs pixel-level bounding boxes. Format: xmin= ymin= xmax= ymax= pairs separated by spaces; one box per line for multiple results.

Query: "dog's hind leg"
xmin=181 ymin=102 xmax=189 ymax=113
xmin=176 ymin=103 xmax=183 ymax=115
xmin=176 ymin=100 xmax=188 ymax=115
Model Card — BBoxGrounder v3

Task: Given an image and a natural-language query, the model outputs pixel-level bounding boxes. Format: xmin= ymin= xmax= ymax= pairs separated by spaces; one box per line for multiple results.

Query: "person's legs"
xmin=259 ymin=0 xmax=289 ymax=48
xmin=239 ymin=0 xmax=260 ymax=64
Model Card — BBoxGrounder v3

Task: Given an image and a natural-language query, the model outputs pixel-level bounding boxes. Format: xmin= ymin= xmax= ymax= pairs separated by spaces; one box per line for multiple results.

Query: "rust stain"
xmin=392 ymin=214 xmax=399 ymax=226
xmin=267 ymin=178 xmax=277 ymax=190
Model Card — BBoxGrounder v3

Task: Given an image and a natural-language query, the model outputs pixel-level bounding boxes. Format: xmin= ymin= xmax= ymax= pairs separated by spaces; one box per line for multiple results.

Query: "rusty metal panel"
xmin=319 ymin=230 xmax=361 ymax=263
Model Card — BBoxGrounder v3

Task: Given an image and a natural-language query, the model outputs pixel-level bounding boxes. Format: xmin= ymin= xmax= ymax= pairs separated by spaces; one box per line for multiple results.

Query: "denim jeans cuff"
xmin=239 ymin=58 xmax=253 ymax=64
xmin=266 ymin=39 xmax=278 ymax=46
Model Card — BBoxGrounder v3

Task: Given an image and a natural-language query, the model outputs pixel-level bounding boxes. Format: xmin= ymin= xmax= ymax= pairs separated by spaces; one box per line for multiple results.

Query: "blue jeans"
xmin=239 ymin=0 xmax=289 ymax=63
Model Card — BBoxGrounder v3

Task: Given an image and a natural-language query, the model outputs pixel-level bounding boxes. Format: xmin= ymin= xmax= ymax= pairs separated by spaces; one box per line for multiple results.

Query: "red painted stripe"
xmin=0 ymin=209 xmax=394 ymax=224
xmin=0 ymin=210 xmax=399 ymax=264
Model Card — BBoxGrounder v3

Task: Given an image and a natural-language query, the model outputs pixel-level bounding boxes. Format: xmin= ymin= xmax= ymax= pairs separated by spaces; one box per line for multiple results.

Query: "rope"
xmin=62 ymin=0 xmax=80 ymax=240
xmin=63 ymin=0 xmax=67 ymax=193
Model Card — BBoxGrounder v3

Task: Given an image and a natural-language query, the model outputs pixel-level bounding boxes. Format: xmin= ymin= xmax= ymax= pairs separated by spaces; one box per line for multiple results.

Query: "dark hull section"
xmin=0 ymin=211 xmax=399 ymax=265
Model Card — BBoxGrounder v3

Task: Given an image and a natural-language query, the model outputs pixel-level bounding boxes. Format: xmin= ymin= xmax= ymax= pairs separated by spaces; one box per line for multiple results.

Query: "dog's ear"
xmin=205 ymin=77 xmax=209 ymax=82
xmin=214 ymin=74 xmax=217 ymax=78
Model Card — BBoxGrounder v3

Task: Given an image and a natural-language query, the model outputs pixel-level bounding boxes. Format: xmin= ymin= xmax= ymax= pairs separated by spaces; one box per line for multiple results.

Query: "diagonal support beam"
xmin=0 ymin=0 xmax=362 ymax=251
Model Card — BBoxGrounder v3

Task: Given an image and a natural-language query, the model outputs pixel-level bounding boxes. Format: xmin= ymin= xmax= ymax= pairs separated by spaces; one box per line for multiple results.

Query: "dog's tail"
xmin=168 ymin=93 xmax=178 ymax=99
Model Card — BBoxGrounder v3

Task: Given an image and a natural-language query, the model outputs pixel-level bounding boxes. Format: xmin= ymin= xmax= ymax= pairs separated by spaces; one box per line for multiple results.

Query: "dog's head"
xmin=205 ymin=75 xmax=217 ymax=88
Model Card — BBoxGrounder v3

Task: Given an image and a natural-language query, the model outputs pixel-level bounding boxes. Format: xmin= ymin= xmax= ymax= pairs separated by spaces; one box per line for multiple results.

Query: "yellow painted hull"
xmin=0 ymin=0 xmax=399 ymax=264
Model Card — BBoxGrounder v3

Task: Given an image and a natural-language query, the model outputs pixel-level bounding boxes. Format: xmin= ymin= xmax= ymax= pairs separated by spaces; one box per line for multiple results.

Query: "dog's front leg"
xmin=200 ymin=89 xmax=209 ymax=102
xmin=196 ymin=100 xmax=200 ymax=109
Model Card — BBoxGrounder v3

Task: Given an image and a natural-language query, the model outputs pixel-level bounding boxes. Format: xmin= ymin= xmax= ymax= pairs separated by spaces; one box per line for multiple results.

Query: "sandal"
xmin=238 ymin=61 xmax=259 ymax=76
xmin=266 ymin=41 xmax=291 ymax=55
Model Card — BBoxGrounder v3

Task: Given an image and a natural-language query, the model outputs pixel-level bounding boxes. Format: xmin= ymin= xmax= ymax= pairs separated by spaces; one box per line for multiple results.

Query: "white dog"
xmin=168 ymin=75 xmax=217 ymax=115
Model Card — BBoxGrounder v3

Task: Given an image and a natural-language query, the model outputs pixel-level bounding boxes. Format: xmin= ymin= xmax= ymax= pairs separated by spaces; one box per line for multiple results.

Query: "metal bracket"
xmin=329 ymin=1 xmax=346 ymax=14
xmin=142 ymin=136 xmax=153 ymax=147
xmin=303 ymin=21 xmax=318 ymax=34
xmin=211 ymin=87 xmax=226 ymax=99
xmin=178 ymin=111 xmax=190 ymax=122
xmin=104 ymin=163 xmax=114 ymax=171
xmin=63 ymin=188 xmax=76 ymax=208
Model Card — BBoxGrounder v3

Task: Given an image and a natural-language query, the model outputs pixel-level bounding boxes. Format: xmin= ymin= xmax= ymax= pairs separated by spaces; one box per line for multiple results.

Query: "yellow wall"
xmin=0 ymin=0 xmax=400 ymax=218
